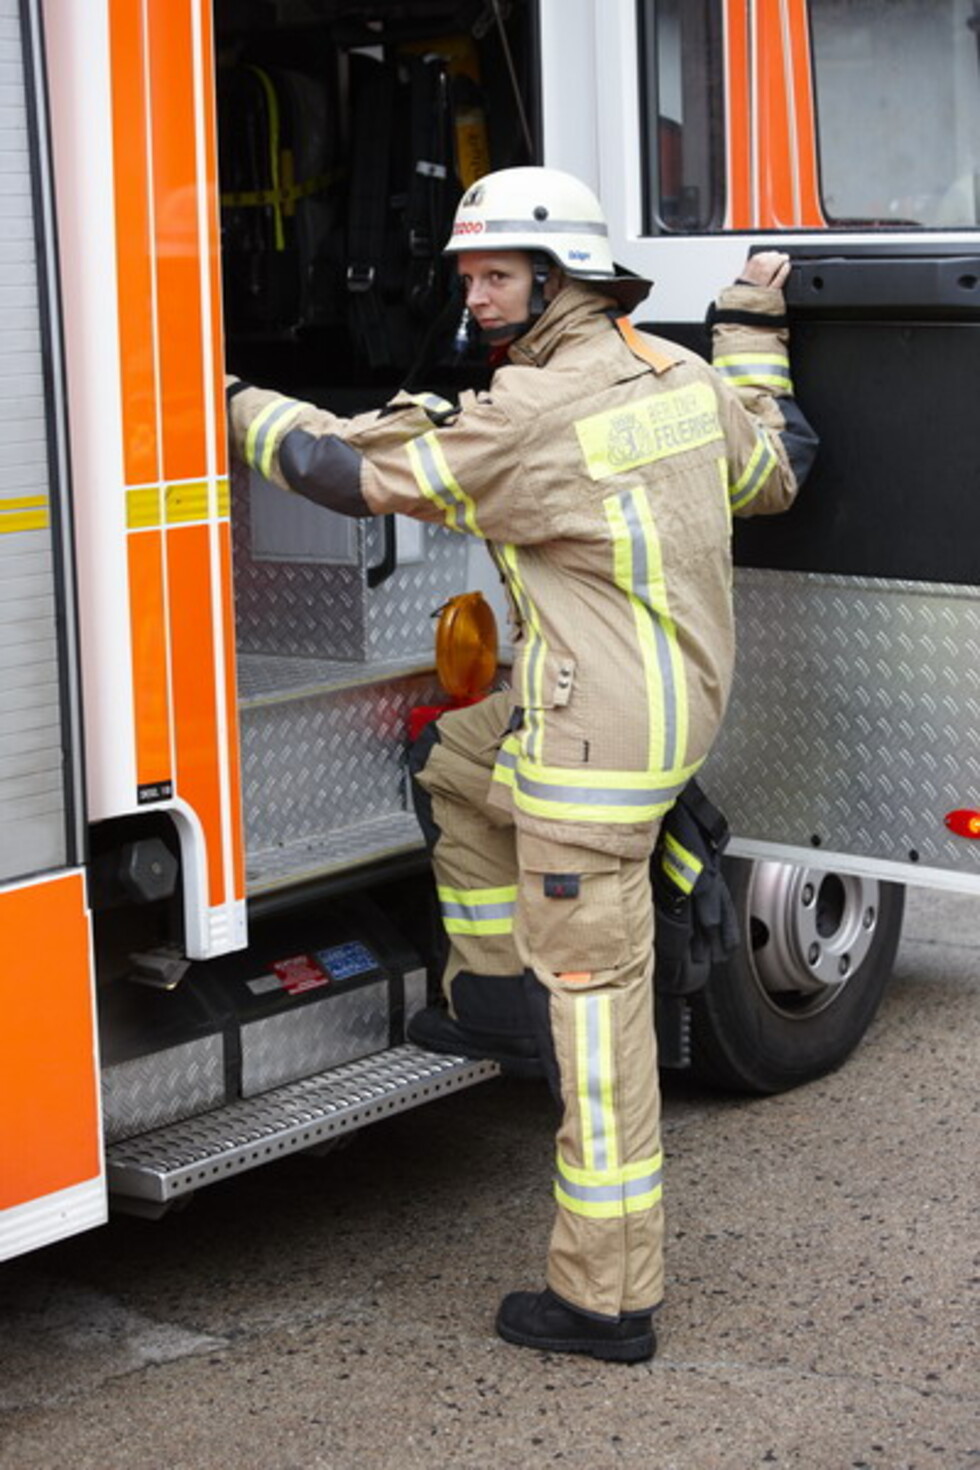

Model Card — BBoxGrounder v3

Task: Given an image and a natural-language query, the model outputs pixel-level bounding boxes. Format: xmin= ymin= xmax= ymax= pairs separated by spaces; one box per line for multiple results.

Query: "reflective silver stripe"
xmin=620 ymin=492 xmax=679 ymax=770
xmin=440 ymin=899 xmax=515 ymax=924
xmin=730 ymin=429 xmax=778 ymax=511
xmin=499 ymin=544 xmax=546 ymax=761
xmin=662 ymin=837 xmax=701 ymax=894
xmin=556 ymin=1161 xmax=663 ymax=1205
xmin=484 ymin=218 xmax=608 ymax=237
xmin=516 ymin=768 xmax=688 ymax=809
xmin=584 ymin=996 xmax=610 ymax=1172
xmin=715 ymin=359 xmax=792 ymax=387
xmin=407 ymin=392 xmax=456 ymax=424
xmin=248 ymin=397 xmax=302 ymax=477
xmin=410 ymin=433 xmax=480 ymax=535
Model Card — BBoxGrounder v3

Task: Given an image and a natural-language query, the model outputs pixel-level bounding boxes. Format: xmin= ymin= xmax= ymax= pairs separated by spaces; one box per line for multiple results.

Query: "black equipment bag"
xmin=345 ymin=49 xmax=461 ymax=372
xmin=652 ymin=779 xmax=740 ymax=996
xmin=218 ymin=62 xmax=344 ymax=338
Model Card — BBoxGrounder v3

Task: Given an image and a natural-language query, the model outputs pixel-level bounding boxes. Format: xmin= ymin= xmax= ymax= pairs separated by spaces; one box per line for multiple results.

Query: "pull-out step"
xmin=106 ymin=1046 xmax=498 ymax=1207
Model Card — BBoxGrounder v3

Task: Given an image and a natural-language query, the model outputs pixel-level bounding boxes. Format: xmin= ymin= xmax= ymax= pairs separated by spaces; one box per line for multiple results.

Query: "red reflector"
xmin=945 ymin=809 xmax=980 ymax=839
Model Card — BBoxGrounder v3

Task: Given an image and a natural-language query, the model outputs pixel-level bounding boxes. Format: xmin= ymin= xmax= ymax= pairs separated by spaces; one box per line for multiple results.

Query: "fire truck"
xmin=3 ymin=0 xmax=979 ymax=1261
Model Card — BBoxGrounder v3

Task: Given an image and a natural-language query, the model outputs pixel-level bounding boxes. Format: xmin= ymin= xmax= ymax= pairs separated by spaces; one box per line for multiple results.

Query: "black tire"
xmin=690 ymin=856 xmax=905 ymax=1094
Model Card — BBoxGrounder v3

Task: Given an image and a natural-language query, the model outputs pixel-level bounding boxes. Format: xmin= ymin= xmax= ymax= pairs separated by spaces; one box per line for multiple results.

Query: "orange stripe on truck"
xmin=128 ymin=528 xmax=173 ymax=792
xmin=168 ymin=522 xmax=225 ymax=907
xmin=724 ymin=0 xmax=752 ymax=229
xmin=148 ymin=0 xmax=207 ymax=483
xmin=0 ymin=874 xmax=100 ymax=1209
xmin=109 ymin=0 xmax=159 ymax=487
xmin=201 ymin=0 xmax=228 ymax=479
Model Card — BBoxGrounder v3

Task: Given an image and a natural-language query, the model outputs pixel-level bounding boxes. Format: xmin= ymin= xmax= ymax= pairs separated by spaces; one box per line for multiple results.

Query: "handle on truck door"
xmin=367 ymin=514 xmax=397 ymax=588
xmin=784 ymin=252 xmax=980 ymax=318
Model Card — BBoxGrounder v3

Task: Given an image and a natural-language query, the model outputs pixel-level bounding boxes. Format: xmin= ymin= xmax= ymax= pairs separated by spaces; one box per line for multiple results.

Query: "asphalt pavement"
xmin=0 ymin=886 xmax=977 ymax=1470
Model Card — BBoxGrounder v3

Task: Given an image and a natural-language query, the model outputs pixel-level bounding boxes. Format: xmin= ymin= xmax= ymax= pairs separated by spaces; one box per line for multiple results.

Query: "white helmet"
xmin=444 ymin=166 xmax=651 ymax=311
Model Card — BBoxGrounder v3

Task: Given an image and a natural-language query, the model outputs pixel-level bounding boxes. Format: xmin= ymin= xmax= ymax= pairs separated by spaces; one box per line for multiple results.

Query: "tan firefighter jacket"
xmin=227 ymin=278 xmax=815 ymax=859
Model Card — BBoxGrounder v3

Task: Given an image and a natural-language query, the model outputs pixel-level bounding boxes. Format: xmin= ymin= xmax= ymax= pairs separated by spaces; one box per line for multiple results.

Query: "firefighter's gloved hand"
xmin=689 ymin=872 xmax=739 ymax=964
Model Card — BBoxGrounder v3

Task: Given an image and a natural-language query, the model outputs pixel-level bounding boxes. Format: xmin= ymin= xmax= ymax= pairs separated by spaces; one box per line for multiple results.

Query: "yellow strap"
xmin=221 ymin=168 xmax=343 ymax=212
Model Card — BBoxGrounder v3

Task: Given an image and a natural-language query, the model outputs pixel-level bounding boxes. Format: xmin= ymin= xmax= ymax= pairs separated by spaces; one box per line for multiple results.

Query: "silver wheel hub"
xmin=747 ymin=862 xmax=881 ymax=1017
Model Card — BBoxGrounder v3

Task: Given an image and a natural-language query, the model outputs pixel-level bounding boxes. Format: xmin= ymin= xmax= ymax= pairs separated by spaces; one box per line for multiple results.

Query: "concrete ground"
xmin=0 ymin=887 xmax=977 ymax=1470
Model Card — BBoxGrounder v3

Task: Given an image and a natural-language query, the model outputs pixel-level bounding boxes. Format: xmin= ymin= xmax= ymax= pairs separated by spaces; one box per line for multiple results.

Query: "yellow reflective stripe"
xmin=730 ymin=428 xmax=778 ymax=512
xmin=717 ymin=455 xmax=732 ymax=529
xmin=404 ymin=391 xmax=456 ymax=423
xmin=244 ymin=398 xmax=304 ymax=480
xmin=714 ymin=352 xmax=793 ymax=393
xmin=128 ymin=479 xmax=229 ymax=529
xmin=438 ymin=884 xmax=518 ymax=906
xmin=405 ymin=430 xmax=481 ymax=536
xmin=662 ymin=831 xmax=702 ymax=895
xmin=575 ymin=381 xmax=723 ymax=482
xmin=497 ymin=543 xmax=548 ymax=762
xmin=605 ymin=486 xmax=688 ymax=772
xmin=166 ymin=482 xmax=208 ymax=524
xmin=437 ymin=883 xmax=517 ymax=936
xmin=491 ymin=734 xmax=519 ymax=791
xmin=511 ymin=752 xmax=701 ymax=825
xmin=0 ymin=495 xmax=49 ymax=533
xmin=126 ymin=487 xmax=160 ymax=529
xmin=555 ymin=1150 xmax=664 ymax=1220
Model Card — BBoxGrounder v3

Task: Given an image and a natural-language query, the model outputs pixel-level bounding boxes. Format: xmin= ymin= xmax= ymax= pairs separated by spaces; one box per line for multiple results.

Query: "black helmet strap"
xmin=477 ymin=252 xmax=555 ymax=345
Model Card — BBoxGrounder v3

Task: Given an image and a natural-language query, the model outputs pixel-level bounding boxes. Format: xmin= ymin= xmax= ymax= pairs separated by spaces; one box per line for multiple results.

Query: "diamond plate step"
xmin=246 ymin=811 xmax=424 ymax=896
xmin=106 ymin=1046 xmax=499 ymax=1204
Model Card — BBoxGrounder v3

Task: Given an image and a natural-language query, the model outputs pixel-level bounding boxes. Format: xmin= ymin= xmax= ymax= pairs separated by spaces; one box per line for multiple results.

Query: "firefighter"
xmin=226 ymin=166 xmax=817 ymax=1364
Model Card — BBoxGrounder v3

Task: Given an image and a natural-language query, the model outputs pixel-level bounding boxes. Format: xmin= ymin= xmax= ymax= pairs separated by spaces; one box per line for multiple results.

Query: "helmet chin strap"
xmin=476 ymin=255 xmax=554 ymax=346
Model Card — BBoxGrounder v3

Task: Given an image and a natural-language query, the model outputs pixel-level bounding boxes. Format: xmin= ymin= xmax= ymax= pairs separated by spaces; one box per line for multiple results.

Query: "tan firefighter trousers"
xmin=414 ymin=693 xmax=664 ymax=1319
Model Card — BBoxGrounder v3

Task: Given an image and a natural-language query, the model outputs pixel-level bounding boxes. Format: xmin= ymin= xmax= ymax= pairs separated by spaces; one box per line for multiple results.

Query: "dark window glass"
xmin=639 ymin=0 xmax=725 ymax=233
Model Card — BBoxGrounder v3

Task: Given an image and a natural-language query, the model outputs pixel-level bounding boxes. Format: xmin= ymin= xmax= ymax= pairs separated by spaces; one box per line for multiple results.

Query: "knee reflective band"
xmin=438 ymin=883 xmax=517 ymax=936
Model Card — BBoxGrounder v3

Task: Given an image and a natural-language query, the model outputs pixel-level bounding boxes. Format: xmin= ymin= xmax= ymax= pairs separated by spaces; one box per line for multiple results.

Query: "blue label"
xmin=315 ymin=941 xmax=378 ymax=981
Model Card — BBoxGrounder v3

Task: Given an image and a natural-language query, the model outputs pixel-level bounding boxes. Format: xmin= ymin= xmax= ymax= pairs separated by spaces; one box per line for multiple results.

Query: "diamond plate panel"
xmin=240 ymin=980 xmax=389 ymax=1097
xmin=246 ymin=813 xmax=423 ymax=894
xmin=704 ymin=571 xmax=980 ymax=879
xmin=101 ymin=1036 xmax=226 ymax=1144
xmin=231 ymin=459 xmax=470 ymax=660
xmin=240 ymin=670 xmax=442 ymax=857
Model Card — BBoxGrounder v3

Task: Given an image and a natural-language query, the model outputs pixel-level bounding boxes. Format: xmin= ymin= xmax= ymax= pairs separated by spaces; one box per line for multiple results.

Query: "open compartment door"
xmin=0 ymin=0 xmax=105 ymax=1259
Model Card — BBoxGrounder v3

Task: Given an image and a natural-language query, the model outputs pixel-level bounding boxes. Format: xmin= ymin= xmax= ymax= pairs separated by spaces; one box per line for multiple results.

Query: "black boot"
xmin=407 ymin=1005 xmax=544 ymax=1079
xmin=495 ymin=1288 xmax=656 ymax=1363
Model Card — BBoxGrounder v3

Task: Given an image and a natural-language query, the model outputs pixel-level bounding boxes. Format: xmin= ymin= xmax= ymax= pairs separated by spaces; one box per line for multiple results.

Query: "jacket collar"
xmin=505 ymin=280 xmax=619 ymax=368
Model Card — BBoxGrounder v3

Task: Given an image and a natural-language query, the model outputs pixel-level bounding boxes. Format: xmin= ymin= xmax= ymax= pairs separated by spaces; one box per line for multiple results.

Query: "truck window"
xmin=811 ymin=0 xmax=980 ymax=227
xmin=639 ymin=0 xmax=725 ymax=233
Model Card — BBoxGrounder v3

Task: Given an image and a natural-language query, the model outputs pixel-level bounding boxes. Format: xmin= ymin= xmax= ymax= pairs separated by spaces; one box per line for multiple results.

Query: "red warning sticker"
xmin=272 ymin=953 xmax=331 ymax=995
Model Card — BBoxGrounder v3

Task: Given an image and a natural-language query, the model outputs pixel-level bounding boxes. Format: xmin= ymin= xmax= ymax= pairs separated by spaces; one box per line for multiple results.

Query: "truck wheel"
xmin=690 ymin=857 xmax=905 ymax=1093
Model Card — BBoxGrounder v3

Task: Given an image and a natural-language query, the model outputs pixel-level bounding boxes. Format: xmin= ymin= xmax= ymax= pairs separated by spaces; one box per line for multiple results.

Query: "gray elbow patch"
xmin=279 ymin=429 xmax=371 ymax=517
xmin=777 ymin=397 xmax=820 ymax=488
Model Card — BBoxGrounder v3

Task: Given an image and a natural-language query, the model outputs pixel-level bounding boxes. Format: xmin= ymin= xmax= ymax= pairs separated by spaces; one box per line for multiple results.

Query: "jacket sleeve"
xmin=226 ymin=378 xmax=541 ymax=542
xmin=709 ymin=281 xmax=819 ymax=518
